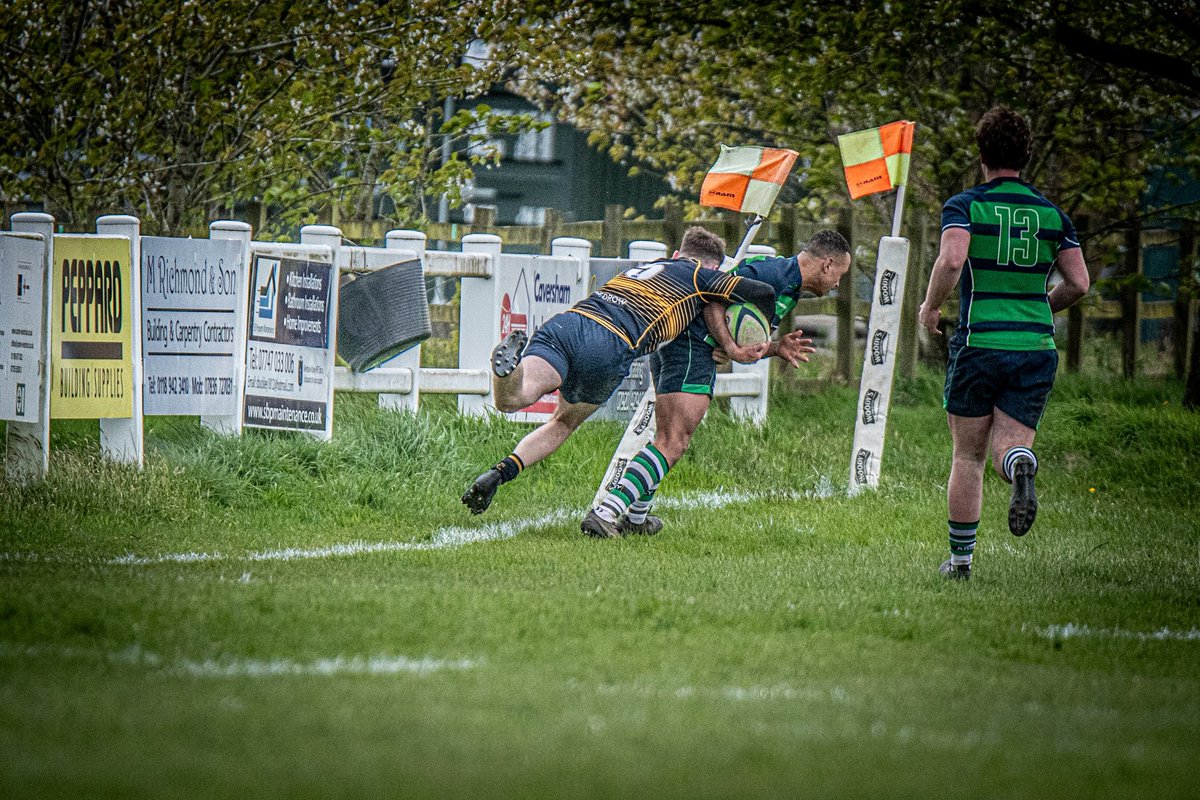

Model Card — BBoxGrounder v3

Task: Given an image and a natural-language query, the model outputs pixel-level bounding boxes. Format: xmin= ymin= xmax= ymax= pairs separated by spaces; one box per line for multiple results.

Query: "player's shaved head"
xmin=804 ymin=230 xmax=850 ymax=261
xmin=678 ymin=226 xmax=727 ymax=268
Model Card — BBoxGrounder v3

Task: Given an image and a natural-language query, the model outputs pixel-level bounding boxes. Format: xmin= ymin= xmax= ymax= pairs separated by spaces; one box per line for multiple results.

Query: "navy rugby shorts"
xmin=523 ymin=311 xmax=637 ymax=406
xmin=943 ymin=340 xmax=1058 ymax=429
xmin=651 ymin=334 xmax=718 ymax=396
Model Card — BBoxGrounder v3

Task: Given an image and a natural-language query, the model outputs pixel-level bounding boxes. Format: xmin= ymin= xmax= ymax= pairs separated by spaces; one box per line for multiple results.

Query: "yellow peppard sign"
xmin=51 ymin=236 xmax=134 ymax=418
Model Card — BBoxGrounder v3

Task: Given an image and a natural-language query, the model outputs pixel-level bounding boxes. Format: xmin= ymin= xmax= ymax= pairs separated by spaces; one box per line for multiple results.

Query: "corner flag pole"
xmin=732 ymin=214 xmax=765 ymax=263
xmin=891 ymin=184 xmax=906 ymax=239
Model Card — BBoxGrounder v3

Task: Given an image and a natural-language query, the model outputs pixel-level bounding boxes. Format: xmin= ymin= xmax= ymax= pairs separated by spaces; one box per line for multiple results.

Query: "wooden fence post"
xmin=663 ymin=199 xmax=683 ymax=251
xmin=1067 ymin=215 xmax=1089 ymax=373
xmin=602 ymin=204 xmax=623 ymax=257
xmin=778 ymin=204 xmax=798 ymax=257
xmin=1121 ymin=223 xmax=1142 ymax=379
xmin=898 ymin=208 xmax=925 ymax=379
xmin=473 ymin=205 xmax=496 ymax=233
xmin=836 ymin=207 xmax=854 ymax=383
xmin=1174 ymin=219 xmax=1196 ymax=380
xmin=541 ymin=208 xmax=563 ymax=255
xmin=1186 ymin=295 xmax=1200 ymax=410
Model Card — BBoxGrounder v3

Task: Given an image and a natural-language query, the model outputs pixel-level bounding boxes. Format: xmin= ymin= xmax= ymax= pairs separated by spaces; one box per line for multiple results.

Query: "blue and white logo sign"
xmin=252 ymin=256 xmax=279 ymax=339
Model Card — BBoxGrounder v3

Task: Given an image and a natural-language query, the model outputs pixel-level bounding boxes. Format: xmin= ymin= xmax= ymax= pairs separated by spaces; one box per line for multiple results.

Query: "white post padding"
xmin=203 ymin=220 xmax=252 ymax=436
xmin=379 ymin=229 xmax=427 ymax=412
xmin=4 ymin=213 xmax=54 ymax=484
xmin=628 ymin=241 xmax=668 ymax=262
xmin=458 ymin=233 xmax=502 ymax=416
xmin=849 ymin=236 xmax=910 ymax=494
xmin=729 ymin=243 xmax=775 ymax=424
xmin=95 ymin=214 xmax=144 ymax=468
xmin=550 ymin=237 xmax=592 ymax=290
xmin=730 ymin=359 xmax=770 ymax=423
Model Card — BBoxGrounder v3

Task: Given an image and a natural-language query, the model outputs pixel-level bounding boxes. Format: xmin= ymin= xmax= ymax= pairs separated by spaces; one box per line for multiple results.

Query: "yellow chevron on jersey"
xmin=568 ymin=258 xmax=745 ymax=353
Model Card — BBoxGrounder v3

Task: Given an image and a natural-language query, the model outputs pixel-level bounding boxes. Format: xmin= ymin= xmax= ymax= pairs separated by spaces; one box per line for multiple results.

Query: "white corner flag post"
xmin=589 ymin=144 xmax=799 ymax=511
xmin=840 ymin=121 xmax=916 ymax=495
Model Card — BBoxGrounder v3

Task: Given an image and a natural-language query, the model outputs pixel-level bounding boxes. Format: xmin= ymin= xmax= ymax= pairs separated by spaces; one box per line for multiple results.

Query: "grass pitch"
xmin=1 ymin=366 xmax=1198 ymax=798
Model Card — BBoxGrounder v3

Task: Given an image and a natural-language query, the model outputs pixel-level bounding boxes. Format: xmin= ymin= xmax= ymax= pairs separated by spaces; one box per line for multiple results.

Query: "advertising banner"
xmin=50 ymin=235 xmax=134 ymax=419
xmin=0 ymin=234 xmax=46 ymax=423
xmin=242 ymin=249 xmax=335 ymax=436
xmin=141 ymin=237 xmax=245 ymax=416
xmin=497 ymin=254 xmax=585 ymax=423
xmin=849 ymin=236 xmax=910 ymax=494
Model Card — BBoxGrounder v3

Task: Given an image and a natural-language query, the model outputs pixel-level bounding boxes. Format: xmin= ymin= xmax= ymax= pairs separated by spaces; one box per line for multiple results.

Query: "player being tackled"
xmin=586 ymin=230 xmax=851 ymax=537
xmin=461 ymin=227 xmax=775 ymax=533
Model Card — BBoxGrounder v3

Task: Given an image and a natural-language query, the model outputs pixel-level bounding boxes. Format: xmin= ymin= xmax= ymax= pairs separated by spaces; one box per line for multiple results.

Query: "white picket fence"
xmin=1 ymin=214 xmax=772 ymax=484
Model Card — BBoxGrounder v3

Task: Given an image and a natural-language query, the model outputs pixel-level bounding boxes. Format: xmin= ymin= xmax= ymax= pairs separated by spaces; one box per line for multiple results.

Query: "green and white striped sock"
xmin=949 ymin=520 xmax=978 ymax=566
xmin=596 ymin=443 xmax=669 ymax=523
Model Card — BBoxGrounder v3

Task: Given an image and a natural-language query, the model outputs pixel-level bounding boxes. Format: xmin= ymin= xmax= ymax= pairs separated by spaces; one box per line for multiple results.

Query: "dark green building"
xmin=451 ymin=90 xmax=672 ymax=226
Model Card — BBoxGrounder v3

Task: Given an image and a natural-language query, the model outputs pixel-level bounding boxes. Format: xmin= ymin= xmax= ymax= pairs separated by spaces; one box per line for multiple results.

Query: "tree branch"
xmin=1054 ymin=21 xmax=1200 ymax=98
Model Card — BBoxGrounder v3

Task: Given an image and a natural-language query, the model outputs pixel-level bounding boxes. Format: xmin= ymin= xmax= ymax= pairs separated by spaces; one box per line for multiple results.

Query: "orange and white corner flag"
xmin=699 ymin=145 xmax=799 ymax=217
xmin=838 ymin=121 xmax=915 ymax=200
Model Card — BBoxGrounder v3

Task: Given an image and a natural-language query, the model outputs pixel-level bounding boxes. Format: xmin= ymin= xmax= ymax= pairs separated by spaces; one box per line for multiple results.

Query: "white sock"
xmin=1002 ymin=447 xmax=1037 ymax=481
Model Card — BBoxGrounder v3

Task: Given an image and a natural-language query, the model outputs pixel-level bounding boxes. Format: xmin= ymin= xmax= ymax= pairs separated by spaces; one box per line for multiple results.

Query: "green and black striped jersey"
xmin=943 ymin=178 xmax=1080 ymax=351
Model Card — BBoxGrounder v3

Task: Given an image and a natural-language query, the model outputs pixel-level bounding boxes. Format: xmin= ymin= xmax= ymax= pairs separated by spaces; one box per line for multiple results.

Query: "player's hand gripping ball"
xmin=725 ymin=302 xmax=770 ymax=348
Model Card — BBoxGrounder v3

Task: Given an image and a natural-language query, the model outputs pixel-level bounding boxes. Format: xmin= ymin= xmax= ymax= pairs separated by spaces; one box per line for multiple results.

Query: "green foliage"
xmin=0 ymin=0 xmax=551 ymax=235
xmin=514 ymin=1 xmax=1200 ymax=229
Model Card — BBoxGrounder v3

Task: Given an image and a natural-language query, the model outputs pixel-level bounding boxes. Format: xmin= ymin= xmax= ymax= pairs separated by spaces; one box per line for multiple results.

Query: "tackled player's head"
xmin=976 ymin=105 xmax=1031 ymax=172
xmin=800 ymin=229 xmax=852 ymax=296
xmin=678 ymin=226 xmax=727 ymax=269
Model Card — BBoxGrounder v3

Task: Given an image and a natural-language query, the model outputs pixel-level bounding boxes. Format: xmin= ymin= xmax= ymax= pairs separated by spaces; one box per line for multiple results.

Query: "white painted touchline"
xmin=1029 ymin=623 xmax=1200 ymax=643
xmin=0 ymin=642 xmax=480 ymax=676
xmin=655 ymin=488 xmax=807 ymax=510
xmin=107 ymin=510 xmax=573 ymax=566
xmin=3 ymin=488 xmax=816 ymax=566
xmin=179 ymin=654 xmax=480 ymax=677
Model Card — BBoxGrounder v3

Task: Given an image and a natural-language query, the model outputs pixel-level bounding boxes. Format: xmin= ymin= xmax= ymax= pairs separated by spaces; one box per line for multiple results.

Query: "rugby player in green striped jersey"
xmin=918 ymin=106 xmax=1090 ymax=581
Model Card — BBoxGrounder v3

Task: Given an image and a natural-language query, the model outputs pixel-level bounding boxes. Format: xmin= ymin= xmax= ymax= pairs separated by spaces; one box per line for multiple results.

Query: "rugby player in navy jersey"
xmin=587 ymin=230 xmax=851 ymax=536
xmin=919 ymin=105 xmax=1090 ymax=580
xmin=462 ymin=226 xmax=776 ymax=534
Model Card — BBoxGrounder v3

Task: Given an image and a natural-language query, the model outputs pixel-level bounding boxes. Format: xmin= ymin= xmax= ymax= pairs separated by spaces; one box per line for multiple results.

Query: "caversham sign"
xmin=242 ymin=249 xmax=335 ymax=436
xmin=0 ymin=234 xmax=45 ymax=423
xmin=50 ymin=235 xmax=134 ymax=419
xmin=496 ymin=254 xmax=585 ymax=423
xmin=141 ymin=237 xmax=245 ymax=416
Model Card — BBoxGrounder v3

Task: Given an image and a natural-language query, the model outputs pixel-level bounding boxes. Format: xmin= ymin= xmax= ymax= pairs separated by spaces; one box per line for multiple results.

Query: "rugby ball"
xmin=725 ymin=302 xmax=770 ymax=348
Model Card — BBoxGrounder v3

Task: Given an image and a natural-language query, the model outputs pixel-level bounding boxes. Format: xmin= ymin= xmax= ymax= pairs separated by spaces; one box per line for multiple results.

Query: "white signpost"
xmin=141 ymin=237 xmax=246 ymax=416
xmin=241 ymin=242 xmax=337 ymax=439
xmin=3 ymin=213 xmax=54 ymax=485
xmin=0 ymin=233 xmax=47 ymax=425
xmin=849 ymin=236 xmax=911 ymax=494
